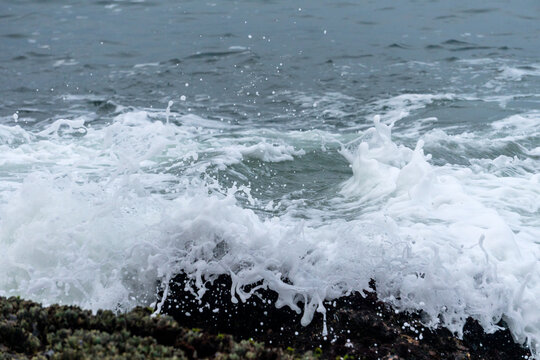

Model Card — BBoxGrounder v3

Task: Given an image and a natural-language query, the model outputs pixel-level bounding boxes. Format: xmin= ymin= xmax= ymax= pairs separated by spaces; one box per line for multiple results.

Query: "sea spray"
xmin=0 ymin=109 xmax=538 ymax=356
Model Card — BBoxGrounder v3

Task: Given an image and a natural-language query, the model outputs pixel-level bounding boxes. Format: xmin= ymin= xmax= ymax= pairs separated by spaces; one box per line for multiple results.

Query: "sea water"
xmin=1 ymin=0 xmax=539 ymax=355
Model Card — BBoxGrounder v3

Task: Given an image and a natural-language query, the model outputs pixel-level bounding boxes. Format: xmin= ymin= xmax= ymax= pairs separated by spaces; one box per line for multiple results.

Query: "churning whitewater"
xmin=1 ymin=98 xmax=539 ymax=354
xmin=1 ymin=0 xmax=540 ymax=357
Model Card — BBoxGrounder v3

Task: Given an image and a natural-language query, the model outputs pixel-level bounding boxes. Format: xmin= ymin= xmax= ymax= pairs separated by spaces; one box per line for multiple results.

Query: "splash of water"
xmin=0 ymin=110 xmax=538 ymax=355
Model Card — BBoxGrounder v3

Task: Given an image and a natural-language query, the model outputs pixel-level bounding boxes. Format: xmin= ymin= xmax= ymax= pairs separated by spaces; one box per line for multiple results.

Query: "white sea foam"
xmin=133 ymin=62 xmax=160 ymax=68
xmin=497 ymin=65 xmax=540 ymax=82
xmin=417 ymin=111 xmax=540 ymax=164
xmin=337 ymin=117 xmax=540 ymax=353
xmin=218 ymin=142 xmax=305 ymax=165
xmin=52 ymin=59 xmax=79 ymax=67
xmin=371 ymin=93 xmax=457 ymax=125
xmin=458 ymin=58 xmax=498 ymax=66
xmin=0 ymin=109 xmax=539 ymax=356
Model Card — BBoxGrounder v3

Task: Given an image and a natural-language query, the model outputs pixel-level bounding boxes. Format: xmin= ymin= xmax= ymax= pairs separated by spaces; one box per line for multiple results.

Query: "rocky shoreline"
xmin=0 ymin=296 xmax=290 ymax=360
xmin=160 ymin=274 xmax=531 ymax=360
xmin=0 ymin=275 xmax=532 ymax=359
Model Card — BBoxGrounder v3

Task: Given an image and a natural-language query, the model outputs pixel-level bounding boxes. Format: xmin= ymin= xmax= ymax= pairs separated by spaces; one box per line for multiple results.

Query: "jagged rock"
xmin=0 ymin=274 xmax=532 ymax=359
xmin=159 ymin=273 xmax=532 ymax=360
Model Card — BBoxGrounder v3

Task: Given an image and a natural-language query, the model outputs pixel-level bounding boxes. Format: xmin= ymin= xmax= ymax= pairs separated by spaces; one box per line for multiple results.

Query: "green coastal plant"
xmin=0 ymin=296 xmax=309 ymax=359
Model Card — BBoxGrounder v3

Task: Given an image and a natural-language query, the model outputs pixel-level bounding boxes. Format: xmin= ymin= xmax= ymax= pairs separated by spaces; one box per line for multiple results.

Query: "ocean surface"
xmin=1 ymin=0 xmax=539 ymax=355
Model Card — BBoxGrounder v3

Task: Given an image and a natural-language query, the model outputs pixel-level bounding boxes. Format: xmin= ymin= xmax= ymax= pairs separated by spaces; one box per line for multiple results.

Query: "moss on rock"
xmin=0 ymin=284 xmax=533 ymax=360
xmin=0 ymin=296 xmax=298 ymax=359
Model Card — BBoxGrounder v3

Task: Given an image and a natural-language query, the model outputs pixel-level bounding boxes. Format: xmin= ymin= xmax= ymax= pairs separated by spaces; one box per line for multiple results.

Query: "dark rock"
xmin=159 ymin=273 xmax=532 ymax=360
xmin=0 ymin=272 xmax=532 ymax=359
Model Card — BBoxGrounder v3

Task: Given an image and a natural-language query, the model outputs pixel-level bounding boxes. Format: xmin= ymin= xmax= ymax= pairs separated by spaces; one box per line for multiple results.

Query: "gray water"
xmin=2 ymin=1 xmax=540 ymax=126
xmin=1 ymin=0 xmax=540 ymax=354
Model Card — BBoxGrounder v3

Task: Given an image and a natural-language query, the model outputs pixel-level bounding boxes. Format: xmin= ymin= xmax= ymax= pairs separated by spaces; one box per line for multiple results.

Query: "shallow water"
xmin=1 ymin=0 xmax=539 ymax=355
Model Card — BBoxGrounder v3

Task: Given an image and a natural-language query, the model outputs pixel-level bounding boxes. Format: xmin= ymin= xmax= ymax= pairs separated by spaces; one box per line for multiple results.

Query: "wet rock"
xmin=0 ymin=273 xmax=532 ymax=359
xmin=159 ymin=273 xmax=532 ymax=360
